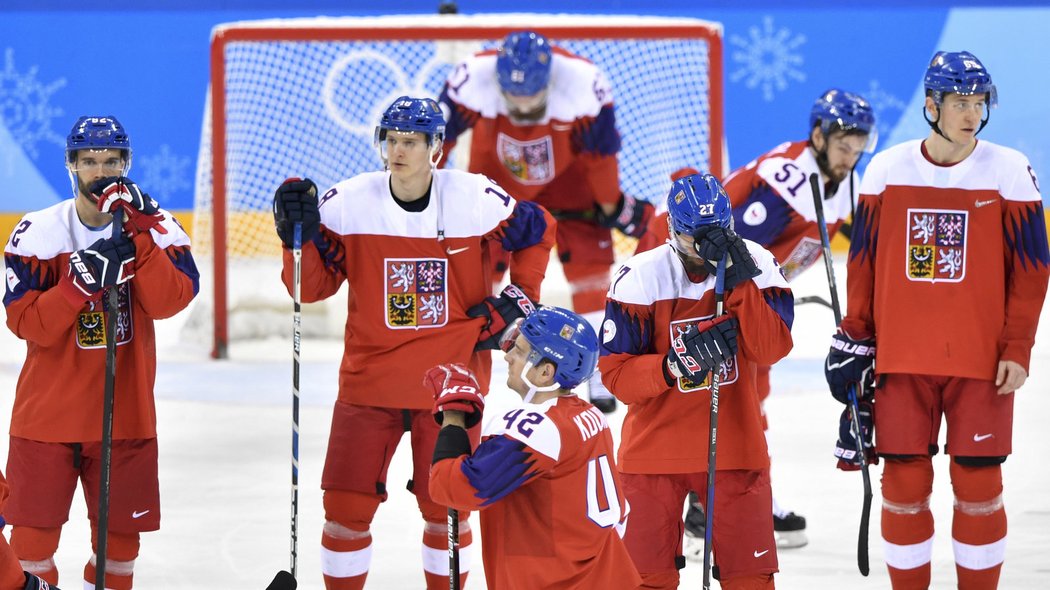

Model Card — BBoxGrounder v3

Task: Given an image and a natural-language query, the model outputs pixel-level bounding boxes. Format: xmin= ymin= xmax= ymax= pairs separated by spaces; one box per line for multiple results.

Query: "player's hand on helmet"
xmin=825 ymin=327 xmax=876 ymax=404
xmin=90 ymin=177 xmax=167 ymax=236
xmin=64 ymin=235 xmax=136 ymax=301
xmin=691 ymin=225 xmax=733 ymax=263
xmin=665 ymin=315 xmax=739 ymax=381
xmin=834 ymin=399 xmax=877 ymax=471
xmin=273 ymin=177 xmax=320 ymax=248
xmin=424 ymin=363 xmax=485 ymax=428
xmin=595 ymin=192 xmax=655 ymax=238
xmin=467 ymin=284 xmax=537 ymax=351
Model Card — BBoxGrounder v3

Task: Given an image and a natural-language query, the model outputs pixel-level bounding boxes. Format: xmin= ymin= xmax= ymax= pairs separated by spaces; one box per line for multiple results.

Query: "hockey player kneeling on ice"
xmin=429 ymin=306 xmax=641 ymax=589
xmin=827 ymin=50 xmax=1049 ymax=589
xmin=272 ymin=96 xmax=555 ymax=590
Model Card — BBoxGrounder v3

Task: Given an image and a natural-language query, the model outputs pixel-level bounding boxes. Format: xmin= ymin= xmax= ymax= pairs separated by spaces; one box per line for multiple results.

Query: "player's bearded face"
xmin=815 ymin=131 xmax=866 ymax=185
xmin=502 ymin=89 xmax=549 ymax=122
xmin=69 ymin=149 xmax=126 ymax=202
xmin=670 ymin=230 xmax=709 ymax=275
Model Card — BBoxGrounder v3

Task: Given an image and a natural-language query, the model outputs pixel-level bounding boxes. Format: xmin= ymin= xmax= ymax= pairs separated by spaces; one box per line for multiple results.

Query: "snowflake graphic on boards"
xmin=0 ymin=48 xmax=66 ymax=159
xmin=865 ymin=79 xmax=907 ymax=119
xmin=729 ymin=16 xmax=807 ymax=102
xmin=138 ymin=144 xmax=192 ymax=202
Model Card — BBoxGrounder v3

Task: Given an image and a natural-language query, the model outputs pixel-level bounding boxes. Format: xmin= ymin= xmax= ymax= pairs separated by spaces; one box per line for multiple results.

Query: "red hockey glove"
xmin=466 ymin=284 xmax=537 ymax=351
xmin=424 ymin=363 xmax=485 ymax=428
xmin=90 ymin=177 xmax=167 ymax=235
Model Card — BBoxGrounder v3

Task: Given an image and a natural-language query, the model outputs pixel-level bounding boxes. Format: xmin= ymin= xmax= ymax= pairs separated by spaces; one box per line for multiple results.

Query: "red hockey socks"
xmin=422 ymin=518 xmax=471 ymax=590
xmin=10 ymin=526 xmax=60 ymax=586
xmin=84 ymin=528 xmax=139 ymax=590
xmin=950 ymin=461 xmax=1006 ymax=590
xmin=881 ymin=457 xmax=934 ymax=589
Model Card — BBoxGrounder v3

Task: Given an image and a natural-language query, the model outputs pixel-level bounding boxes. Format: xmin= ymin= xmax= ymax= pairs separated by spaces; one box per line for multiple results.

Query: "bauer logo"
xmin=385 ymin=258 xmax=448 ymax=329
xmin=669 ymin=317 xmax=738 ymax=394
xmin=905 ymin=209 xmax=967 ymax=283
xmin=496 ymin=132 xmax=554 ymax=185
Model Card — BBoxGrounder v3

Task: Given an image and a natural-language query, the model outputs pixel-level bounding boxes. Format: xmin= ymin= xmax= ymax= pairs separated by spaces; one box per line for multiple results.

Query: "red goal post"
xmin=196 ymin=14 xmax=724 ymax=358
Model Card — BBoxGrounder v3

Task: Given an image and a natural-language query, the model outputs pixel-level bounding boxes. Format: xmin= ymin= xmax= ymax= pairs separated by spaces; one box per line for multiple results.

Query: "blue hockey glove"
xmin=834 ymin=400 xmax=877 ymax=471
xmin=273 ymin=177 xmax=320 ymax=248
xmin=65 ymin=235 xmax=136 ymax=299
xmin=666 ymin=315 xmax=739 ymax=381
xmin=825 ymin=328 xmax=876 ymax=404
xmin=721 ymin=232 xmax=761 ymax=290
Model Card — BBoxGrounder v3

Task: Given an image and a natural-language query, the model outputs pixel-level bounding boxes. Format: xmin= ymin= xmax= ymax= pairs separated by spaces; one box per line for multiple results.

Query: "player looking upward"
xmin=271 ymin=96 xmax=555 ymax=589
xmin=439 ymin=30 xmax=654 ymax=414
xmin=3 ymin=116 xmax=199 ymax=590
xmin=600 ymin=172 xmax=794 ymax=589
xmin=428 ymin=306 xmax=641 ymax=589
xmin=826 ymin=51 xmax=1048 ymax=589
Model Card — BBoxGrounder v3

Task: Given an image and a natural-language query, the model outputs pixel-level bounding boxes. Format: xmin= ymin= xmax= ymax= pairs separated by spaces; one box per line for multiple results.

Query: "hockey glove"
xmin=721 ymin=232 xmax=761 ymax=290
xmin=595 ymin=192 xmax=655 ymax=238
xmin=90 ymin=177 xmax=167 ymax=236
xmin=666 ymin=315 xmax=739 ymax=381
xmin=825 ymin=328 xmax=876 ymax=404
xmin=834 ymin=400 xmax=877 ymax=471
xmin=273 ymin=177 xmax=320 ymax=248
xmin=65 ymin=235 xmax=136 ymax=299
xmin=424 ymin=363 xmax=485 ymax=427
xmin=691 ymin=225 xmax=732 ymax=264
xmin=467 ymin=284 xmax=537 ymax=351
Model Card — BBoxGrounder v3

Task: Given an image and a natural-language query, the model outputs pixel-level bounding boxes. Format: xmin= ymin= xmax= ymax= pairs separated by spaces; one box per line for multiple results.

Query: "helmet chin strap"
xmin=520 ymin=356 xmax=559 ymax=403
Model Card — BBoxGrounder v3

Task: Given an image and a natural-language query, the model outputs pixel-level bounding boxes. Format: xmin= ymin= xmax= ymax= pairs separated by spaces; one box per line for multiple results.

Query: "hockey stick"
xmin=701 ymin=255 xmax=728 ymax=590
xmin=95 ymin=207 xmax=125 ymax=588
xmin=448 ymin=508 xmax=461 ymax=590
xmin=290 ymin=222 xmax=303 ymax=579
xmin=795 ymin=295 xmax=833 ymax=309
xmin=810 ymin=173 xmax=872 ymax=576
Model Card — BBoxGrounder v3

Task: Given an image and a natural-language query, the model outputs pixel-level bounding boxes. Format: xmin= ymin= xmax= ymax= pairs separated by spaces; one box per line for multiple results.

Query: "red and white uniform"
xmin=598 ymin=242 xmax=793 ymax=585
xmin=844 ymin=139 xmax=1048 ymax=589
xmin=439 ymin=46 xmax=622 ymax=314
xmin=283 ymin=169 xmax=555 ymax=408
xmin=845 ymin=139 xmax=1047 ymax=379
xmin=430 ymin=395 xmax=641 ymax=590
xmin=724 ymin=140 xmax=855 ymax=281
xmin=4 ymin=200 xmax=197 ymax=442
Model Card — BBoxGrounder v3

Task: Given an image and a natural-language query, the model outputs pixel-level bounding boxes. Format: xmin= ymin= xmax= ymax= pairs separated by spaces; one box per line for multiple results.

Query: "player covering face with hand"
xmin=826 ymin=50 xmax=1048 ymax=589
xmin=271 ymin=96 xmax=555 ymax=589
xmin=428 ymin=306 xmax=641 ymax=589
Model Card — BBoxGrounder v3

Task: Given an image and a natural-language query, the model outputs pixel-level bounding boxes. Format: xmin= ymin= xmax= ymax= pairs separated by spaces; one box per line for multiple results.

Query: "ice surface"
xmin=1 ymin=257 xmax=1048 ymax=589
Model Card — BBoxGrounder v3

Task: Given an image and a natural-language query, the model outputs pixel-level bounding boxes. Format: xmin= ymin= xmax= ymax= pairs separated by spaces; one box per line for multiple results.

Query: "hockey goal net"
xmin=190 ymin=13 xmax=724 ymax=358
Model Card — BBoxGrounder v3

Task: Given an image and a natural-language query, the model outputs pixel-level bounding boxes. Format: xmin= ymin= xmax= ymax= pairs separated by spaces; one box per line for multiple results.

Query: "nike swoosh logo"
xmin=974 ymin=198 xmax=998 ymax=208
xmin=132 ymin=509 xmax=151 ymax=519
xmin=446 ymin=246 xmax=470 ymax=255
xmin=973 ymin=433 xmax=994 ymax=442
xmin=754 ymin=549 xmax=769 ymax=558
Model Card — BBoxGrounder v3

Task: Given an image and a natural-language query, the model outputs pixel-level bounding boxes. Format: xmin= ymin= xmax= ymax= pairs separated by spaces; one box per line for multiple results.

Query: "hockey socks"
xmin=950 ymin=461 xmax=1006 ymax=589
xmin=320 ymin=521 xmax=371 ymax=590
xmin=882 ymin=457 xmax=934 ymax=589
xmin=422 ymin=519 xmax=471 ymax=590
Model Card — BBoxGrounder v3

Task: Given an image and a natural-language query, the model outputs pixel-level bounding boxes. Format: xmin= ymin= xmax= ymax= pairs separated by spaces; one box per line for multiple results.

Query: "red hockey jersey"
xmin=844 ymin=139 xmax=1049 ymax=377
xmin=599 ymin=243 xmax=794 ymax=473
xmin=4 ymin=200 xmax=198 ymax=442
xmin=281 ymin=169 xmax=555 ymax=409
xmin=438 ymin=47 xmax=622 ymax=214
xmin=430 ymin=395 xmax=641 ymax=589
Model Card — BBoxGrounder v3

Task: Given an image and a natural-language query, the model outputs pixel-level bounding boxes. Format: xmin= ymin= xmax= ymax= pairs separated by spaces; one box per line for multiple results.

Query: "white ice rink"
xmin=1 ymin=257 xmax=1048 ymax=589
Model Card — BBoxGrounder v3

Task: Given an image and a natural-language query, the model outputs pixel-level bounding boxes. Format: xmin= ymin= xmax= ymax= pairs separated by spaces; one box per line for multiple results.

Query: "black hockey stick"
xmin=796 ymin=295 xmax=833 ymax=309
xmin=702 ymin=256 xmax=728 ymax=590
xmin=95 ymin=206 xmax=124 ymax=588
xmin=810 ymin=173 xmax=872 ymax=576
xmin=448 ymin=508 xmax=461 ymax=590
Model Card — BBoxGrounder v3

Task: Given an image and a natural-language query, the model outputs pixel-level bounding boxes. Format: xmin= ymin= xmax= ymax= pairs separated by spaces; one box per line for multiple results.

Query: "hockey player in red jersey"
xmin=272 ymin=96 xmax=555 ymax=589
xmin=438 ymin=30 xmax=654 ymax=413
xmin=648 ymin=90 xmax=878 ymax=552
xmin=3 ymin=116 xmax=199 ymax=590
xmin=826 ymin=51 xmax=1049 ymax=589
xmin=601 ymin=173 xmax=794 ymax=589
xmin=429 ymin=306 xmax=641 ymax=589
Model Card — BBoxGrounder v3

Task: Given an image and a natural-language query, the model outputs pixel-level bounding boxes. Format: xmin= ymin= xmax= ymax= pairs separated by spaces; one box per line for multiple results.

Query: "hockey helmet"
xmin=810 ymin=89 xmax=878 ymax=153
xmin=374 ymin=96 xmax=446 ymax=146
xmin=66 ymin=115 xmax=131 ymax=169
xmin=924 ymin=51 xmax=997 ymax=108
xmin=514 ymin=306 xmax=599 ymax=391
xmin=496 ymin=31 xmax=553 ymax=97
xmin=666 ymin=172 xmax=732 ymax=237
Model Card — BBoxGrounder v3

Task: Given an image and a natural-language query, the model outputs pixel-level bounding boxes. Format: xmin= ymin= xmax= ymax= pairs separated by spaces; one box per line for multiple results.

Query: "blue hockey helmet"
xmin=374 ymin=96 xmax=446 ymax=146
xmin=518 ymin=306 xmax=599 ymax=391
xmin=496 ymin=31 xmax=553 ymax=97
xmin=810 ymin=89 xmax=877 ymax=153
xmin=65 ymin=115 xmax=131 ymax=166
xmin=924 ymin=51 xmax=997 ymax=108
xmin=666 ymin=172 xmax=732 ymax=237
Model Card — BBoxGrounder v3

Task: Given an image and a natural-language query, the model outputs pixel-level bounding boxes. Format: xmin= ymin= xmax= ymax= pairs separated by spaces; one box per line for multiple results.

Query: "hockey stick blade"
xmin=266 ymin=570 xmax=296 ymax=590
xmin=795 ymin=295 xmax=833 ymax=309
xmin=859 ymin=490 xmax=872 ymax=576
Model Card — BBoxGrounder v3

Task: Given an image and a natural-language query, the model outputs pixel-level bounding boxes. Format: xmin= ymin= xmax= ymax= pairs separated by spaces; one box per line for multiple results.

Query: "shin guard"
xmin=881 ymin=457 xmax=934 ymax=589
